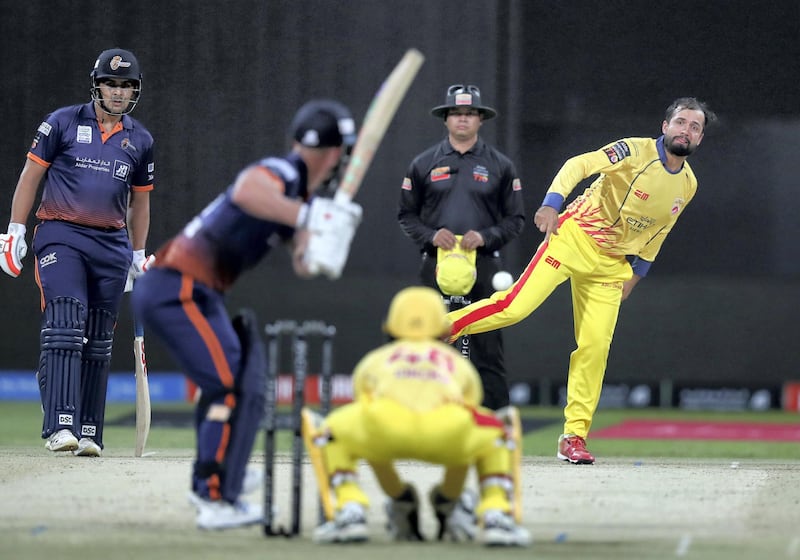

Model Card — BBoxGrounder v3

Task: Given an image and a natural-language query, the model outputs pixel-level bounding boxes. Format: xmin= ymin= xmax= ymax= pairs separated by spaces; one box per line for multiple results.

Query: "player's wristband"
xmin=296 ymin=203 xmax=309 ymax=228
xmin=541 ymin=192 xmax=565 ymax=211
xmin=627 ymin=256 xmax=652 ymax=277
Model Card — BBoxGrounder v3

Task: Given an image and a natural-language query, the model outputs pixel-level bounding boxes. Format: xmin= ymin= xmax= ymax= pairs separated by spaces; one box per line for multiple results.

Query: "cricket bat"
xmin=334 ymin=48 xmax=424 ymax=204
xmin=133 ymin=316 xmax=151 ymax=457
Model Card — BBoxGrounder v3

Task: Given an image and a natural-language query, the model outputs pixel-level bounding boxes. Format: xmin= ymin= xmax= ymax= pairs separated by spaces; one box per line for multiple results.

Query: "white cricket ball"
xmin=492 ymin=271 xmax=514 ymax=291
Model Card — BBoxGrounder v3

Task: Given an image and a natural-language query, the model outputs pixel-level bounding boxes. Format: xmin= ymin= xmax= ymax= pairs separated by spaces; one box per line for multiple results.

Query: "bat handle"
xmin=333 ymin=189 xmax=353 ymax=205
xmin=134 ymin=318 xmax=144 ymax=338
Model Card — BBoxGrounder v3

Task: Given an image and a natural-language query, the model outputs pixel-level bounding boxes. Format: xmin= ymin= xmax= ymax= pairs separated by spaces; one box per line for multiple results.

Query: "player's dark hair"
xmin=665 ymin=97 xmax=717 ymax=130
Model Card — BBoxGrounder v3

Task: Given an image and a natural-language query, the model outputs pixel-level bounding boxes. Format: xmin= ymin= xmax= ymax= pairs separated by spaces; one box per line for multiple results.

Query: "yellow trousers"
xmin=451 ymin=216 xmax=632 ymax=437
xmin=321 ymin=397 xmax=512 ymax=515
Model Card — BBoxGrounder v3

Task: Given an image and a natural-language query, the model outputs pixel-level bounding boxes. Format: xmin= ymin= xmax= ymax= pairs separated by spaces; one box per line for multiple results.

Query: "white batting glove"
xmin=302 ymin=197 xmax=362 ymax=279
xmin=0 ymin=223 xmax=28 ymax=278
xmin=124 ymin=250 xmax=155 ymax=292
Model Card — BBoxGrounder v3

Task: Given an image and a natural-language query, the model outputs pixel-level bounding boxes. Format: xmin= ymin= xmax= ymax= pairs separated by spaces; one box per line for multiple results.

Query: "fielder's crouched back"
xmin=302 ymin=286 xmax=530 ymax=546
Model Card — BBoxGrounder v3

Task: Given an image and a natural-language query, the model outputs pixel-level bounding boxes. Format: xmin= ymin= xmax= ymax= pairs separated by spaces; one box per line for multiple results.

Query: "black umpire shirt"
xmin=398 ymin=137 xmax=525 ymax=256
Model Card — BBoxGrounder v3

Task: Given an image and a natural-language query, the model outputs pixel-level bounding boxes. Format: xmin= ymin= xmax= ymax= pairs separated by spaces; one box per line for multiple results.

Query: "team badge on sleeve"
xmin=512 ymin=178 xmax=522 ymax=191
xmin=603 ymin=141 xmax=631 ymax=164
xmin=401 ymin=177 xmax=412 ymax=190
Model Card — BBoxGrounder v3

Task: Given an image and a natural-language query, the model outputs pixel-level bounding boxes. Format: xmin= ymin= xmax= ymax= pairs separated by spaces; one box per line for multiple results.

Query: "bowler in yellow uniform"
xmin=304 ymin=286 xmax=529 ymax=547
xmin=448 ymin=97 xmax=716 ymax=464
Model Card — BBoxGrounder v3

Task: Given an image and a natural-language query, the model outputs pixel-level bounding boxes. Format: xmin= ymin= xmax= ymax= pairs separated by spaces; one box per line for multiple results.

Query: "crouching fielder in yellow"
xmin=302 ymin=286 xmax=529 ymax=547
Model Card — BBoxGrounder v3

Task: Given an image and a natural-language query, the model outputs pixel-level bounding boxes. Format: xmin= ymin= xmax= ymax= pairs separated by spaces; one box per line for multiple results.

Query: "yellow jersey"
xmin=545 ymin=136 xmax=696 ymax=263
xmin=352 ymin=339 xmax=483 ymax=412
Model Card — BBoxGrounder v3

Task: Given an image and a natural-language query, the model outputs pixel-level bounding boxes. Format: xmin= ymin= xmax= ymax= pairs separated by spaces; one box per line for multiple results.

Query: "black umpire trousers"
xmin=419 ymin=252 xmax=509 ymax=410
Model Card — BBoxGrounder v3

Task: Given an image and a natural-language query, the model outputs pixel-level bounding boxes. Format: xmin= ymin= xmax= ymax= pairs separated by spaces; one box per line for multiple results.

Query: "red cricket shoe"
xmin=557 ymin=434 xmax=595 ymax=464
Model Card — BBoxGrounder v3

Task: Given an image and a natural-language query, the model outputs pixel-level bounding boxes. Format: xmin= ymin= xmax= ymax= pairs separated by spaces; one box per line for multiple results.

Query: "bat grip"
xmin=333 ymin=189 xmax=352 ymax=205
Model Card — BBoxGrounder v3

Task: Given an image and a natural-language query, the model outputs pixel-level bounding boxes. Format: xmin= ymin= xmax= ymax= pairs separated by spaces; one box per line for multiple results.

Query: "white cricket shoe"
xmin=481 ymin=509 xmax=531 ymax=547
xmin=385 ymin=485 xmax=423 ymax=541
xmin=195 ymin=498 xmax=264 ymax=530
xmin=73 ymin=438 xmax=102 ymax=457
xmin=45 ymin=429 xmax=78 ymax=452
xmin=430 ymin=486 xmax=478 ymax=541
xmin=241 ymin=464 xmax=262 ymax=495
xmin=313 ymin=502 xmax=369 ymax=544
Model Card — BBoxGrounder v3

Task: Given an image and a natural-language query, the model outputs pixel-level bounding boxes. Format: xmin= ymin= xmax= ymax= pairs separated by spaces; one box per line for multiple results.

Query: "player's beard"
xmin=665 ymin=135 xmax=695 ymax=157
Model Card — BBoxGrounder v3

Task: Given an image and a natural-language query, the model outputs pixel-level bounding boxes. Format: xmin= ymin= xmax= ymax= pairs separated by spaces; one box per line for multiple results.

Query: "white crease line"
xmin=787 ymin=537 xmax=799 ymax=557
xmin=675 ymin=534 xmax=692 ymax=557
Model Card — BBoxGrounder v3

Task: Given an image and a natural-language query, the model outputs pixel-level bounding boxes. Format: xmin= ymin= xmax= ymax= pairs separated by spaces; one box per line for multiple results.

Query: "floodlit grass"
xmin=2 ymin=401 xmax=798 ymax=459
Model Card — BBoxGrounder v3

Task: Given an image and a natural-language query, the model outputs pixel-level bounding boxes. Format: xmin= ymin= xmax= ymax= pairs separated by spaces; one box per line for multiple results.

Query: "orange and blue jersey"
xmin=156 ymin=153 xmax=308 ymax=291
xmin=28 ymin=102 xmax=154 ymax=230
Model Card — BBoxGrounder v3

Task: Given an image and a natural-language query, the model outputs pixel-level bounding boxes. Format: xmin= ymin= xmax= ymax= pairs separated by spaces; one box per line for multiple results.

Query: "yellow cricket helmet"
xmin=383 ymin=286 xmax=451 ymax=340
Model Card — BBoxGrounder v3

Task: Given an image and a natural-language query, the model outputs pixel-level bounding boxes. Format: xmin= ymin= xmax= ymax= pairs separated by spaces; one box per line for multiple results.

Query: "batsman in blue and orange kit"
xmin=303 ymin=287 xmax=530 ymax=547
xmin=0 ymin=48 xmax=155 ymax=458
xmin=448 ymin=97 xmax=717 ymax=465
xmin=132 ymin=100 xmax=363 ymax=530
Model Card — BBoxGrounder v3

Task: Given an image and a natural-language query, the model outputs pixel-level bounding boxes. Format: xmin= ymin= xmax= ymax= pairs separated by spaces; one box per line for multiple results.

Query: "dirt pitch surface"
xmin=1 ymin=448 xmax=798 ymax=560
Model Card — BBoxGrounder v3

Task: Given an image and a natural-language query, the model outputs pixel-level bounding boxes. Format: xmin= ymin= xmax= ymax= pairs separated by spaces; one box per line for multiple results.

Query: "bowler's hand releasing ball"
xmin=492 ymin=271 xmax=514 ymax=291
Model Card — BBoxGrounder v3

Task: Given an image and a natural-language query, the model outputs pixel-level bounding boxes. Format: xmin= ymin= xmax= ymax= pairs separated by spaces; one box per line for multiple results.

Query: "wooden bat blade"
xmin=334 ymin=48 xmax=425 ymax=203
xmin=134 ymin=325 xmax=151 ymax=457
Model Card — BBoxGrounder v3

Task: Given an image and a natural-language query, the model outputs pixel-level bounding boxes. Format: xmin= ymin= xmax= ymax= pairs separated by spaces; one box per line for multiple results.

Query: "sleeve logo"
xmin=603 ymin=141 xmax=631 ymax=164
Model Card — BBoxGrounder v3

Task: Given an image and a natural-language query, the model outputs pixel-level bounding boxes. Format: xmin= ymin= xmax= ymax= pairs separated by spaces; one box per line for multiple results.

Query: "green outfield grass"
xmin=2 ymin=401 xmax=798 ymax=459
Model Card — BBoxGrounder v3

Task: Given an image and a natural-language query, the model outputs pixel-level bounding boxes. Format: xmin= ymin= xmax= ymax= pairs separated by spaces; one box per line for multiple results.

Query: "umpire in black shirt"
xmin=398 ymin=84 xmax=525 ymax=409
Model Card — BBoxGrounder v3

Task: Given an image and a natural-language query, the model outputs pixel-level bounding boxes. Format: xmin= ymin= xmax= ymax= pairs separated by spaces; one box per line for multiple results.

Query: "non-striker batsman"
xmin=0 ymin=48 xmax=155 ymax=457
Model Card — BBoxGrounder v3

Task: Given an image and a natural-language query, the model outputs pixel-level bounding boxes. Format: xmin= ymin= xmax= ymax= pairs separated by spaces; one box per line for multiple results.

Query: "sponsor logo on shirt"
xmin=431 ymin=167 xmax=452 ymax=182
xmin=77 ymin=125 xmax=92 ymax=144
xmin=401 ymin=177 xmax=413 ymax=191
xmin=634 ymin=189 xmax=649 ymax=200
xmin=603 ymin=140 xmax=631 ymax=164
xmin=472 ymin=165 xmax=489 ymax=183
xmin=671 ymin=197 xmax=685 ymax=215
xmin=626 ymin=215 xmax=656 ymax=231
xmin=114 ymin=160 xmax=130 ymax=181
xmin=75 ymin=157 xmax=111 ymax=172
xmin=545 ymin=255 xmax=561 ymax=269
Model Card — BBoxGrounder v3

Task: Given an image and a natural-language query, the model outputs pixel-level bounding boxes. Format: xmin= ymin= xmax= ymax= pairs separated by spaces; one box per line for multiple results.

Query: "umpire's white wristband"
xmin=296 ymin=203 xmax=309 ymax=228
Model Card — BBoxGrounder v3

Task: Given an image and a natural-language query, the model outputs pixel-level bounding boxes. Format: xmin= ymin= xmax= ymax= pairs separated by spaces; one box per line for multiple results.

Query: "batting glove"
xmin=125 ymin=250 xmax=155 ymax=292
xmin=302 ymin=197 xmax=363 ymax=279
xmin=0 ymin=223 xmax=28 ymax=278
